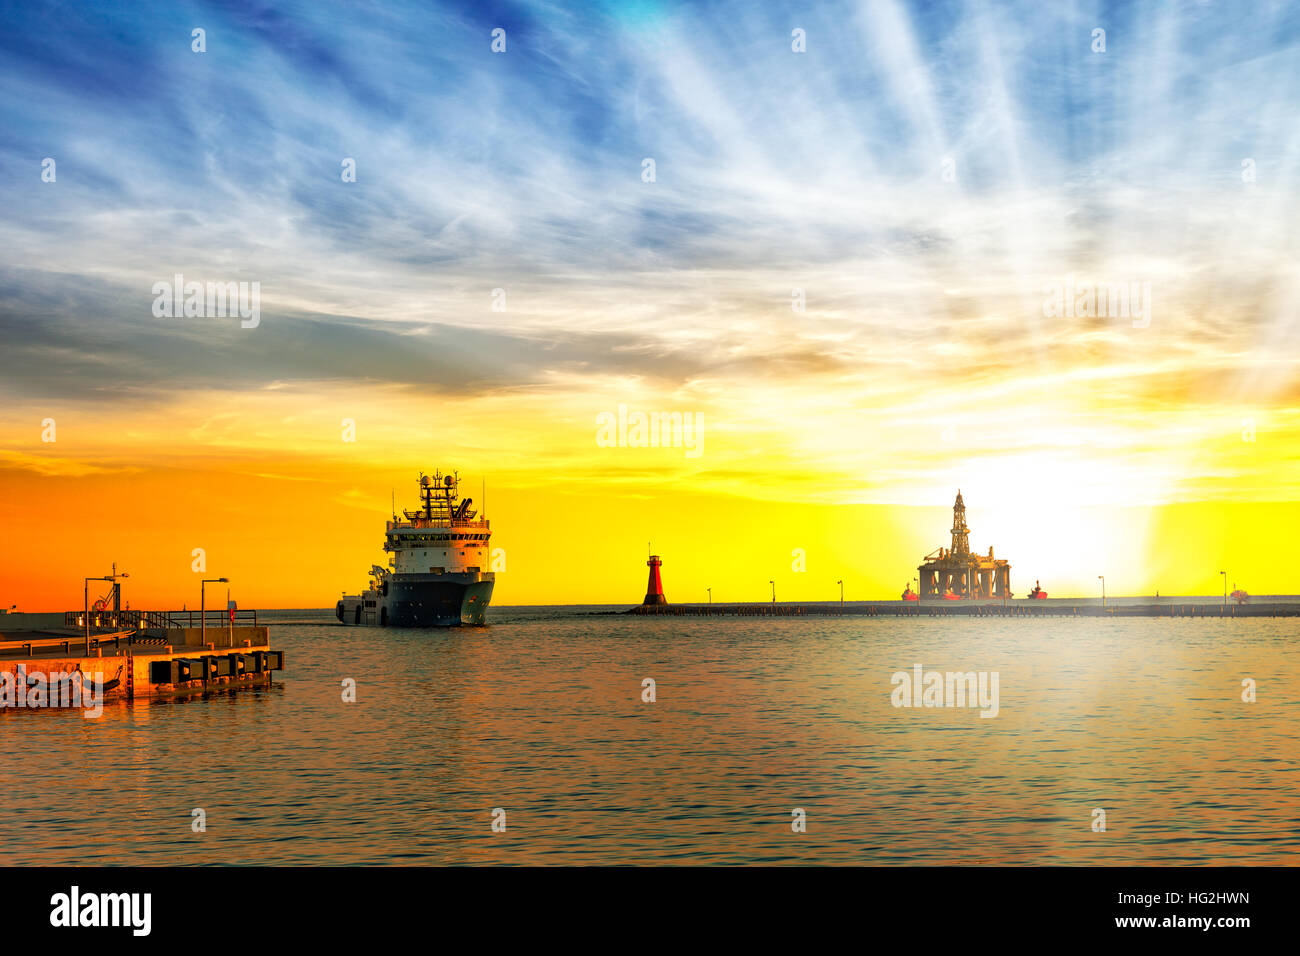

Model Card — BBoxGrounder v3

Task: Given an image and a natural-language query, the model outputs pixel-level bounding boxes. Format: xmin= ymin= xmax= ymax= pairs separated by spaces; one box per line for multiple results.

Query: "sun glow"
xmin=1 ymin=1 xmax=1297 ymax=609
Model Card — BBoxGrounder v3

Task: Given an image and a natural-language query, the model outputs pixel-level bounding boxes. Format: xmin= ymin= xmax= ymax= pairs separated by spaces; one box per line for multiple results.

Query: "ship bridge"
xmin=382 ymin=471 xmax=491 ymax=578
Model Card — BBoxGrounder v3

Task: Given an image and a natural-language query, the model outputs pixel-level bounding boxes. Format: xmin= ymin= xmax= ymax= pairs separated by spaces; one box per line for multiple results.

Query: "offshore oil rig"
xmin=917 ymin=491 xmax=1011 ymax=599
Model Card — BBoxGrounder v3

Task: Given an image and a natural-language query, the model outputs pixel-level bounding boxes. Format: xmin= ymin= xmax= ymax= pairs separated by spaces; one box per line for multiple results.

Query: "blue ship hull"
xmin=336 ymin=573 xmax=494 ymax=627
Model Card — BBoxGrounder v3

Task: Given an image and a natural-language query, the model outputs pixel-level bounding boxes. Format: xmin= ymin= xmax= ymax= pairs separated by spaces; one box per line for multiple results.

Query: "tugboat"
xmin=335 ymin=471 xmax=495 ymax=627
xmin=901 ymin=584 xmax=919 ymax=602
xmin=1028 ymin=580 xmax=1048 ymax=599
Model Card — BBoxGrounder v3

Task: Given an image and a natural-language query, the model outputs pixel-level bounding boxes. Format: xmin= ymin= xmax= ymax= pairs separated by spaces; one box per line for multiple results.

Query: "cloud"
xmin=0 ymin=0 xmax=1297 ymax=504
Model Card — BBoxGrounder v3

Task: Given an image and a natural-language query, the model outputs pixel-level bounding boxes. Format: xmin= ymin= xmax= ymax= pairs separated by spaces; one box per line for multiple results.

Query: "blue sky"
xmin=1 ymin=0 xmax=1299 ymax=512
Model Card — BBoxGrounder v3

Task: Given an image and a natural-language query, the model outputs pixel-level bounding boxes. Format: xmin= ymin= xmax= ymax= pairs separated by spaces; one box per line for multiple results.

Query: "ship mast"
xmin=403 ymin=470 xmax=470 ymax=524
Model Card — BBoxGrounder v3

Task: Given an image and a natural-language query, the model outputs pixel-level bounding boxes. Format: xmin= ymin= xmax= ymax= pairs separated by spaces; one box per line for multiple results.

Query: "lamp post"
xmin=836 ymin=579 xmax=843 ymax=608
xmin=1219 ymin=570 xmax=1227 ymax=606
xmin=201 ymin=578 xmax=228 ymax=647
xmin=1098 ymin=575 xmax=1105 ymax=608
xmin=769 ymin=580 xmax=775 ymax=605
xmin=83 ymin=569 xmax=128 ymax=653
xmin=707 ymin=587 xmax=712 ymax=605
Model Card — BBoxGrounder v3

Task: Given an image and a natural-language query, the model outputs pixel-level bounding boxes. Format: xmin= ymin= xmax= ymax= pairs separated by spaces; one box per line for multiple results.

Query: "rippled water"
xmin=2 ymin=608 xmax=1297 ymax=865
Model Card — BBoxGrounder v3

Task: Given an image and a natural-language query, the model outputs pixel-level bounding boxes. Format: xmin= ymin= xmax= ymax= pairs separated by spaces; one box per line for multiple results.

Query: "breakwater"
xmin=628 ymin=601 xmax=1300 ymax=617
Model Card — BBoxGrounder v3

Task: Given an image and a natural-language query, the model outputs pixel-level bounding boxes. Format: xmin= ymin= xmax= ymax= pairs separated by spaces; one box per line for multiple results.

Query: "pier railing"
xmin=65 ymin=609 xmax=180 ymax=631
xmin=163 ymin=608 xmax=260 ymax=629
xmin=63 ymin=608 xmax=259 ymax=631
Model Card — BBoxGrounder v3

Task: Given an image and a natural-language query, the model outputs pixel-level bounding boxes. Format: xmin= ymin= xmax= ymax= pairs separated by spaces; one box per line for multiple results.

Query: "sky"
xmin=1 ymin=0 xmax=1298 ymax=609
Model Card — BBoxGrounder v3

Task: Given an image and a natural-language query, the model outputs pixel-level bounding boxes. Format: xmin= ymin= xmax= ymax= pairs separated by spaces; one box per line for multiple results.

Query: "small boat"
xmin=901 ymin=585 xmax=919 ymax=602
xmin=1028 ymin=580 xmax=1048 ymax=599
xmin=1230 ymin=588 xmax=1249 ymax=605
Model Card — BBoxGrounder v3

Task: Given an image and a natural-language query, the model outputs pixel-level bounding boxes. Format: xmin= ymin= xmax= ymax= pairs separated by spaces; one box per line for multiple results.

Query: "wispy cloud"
xmin=1 ymin=0 xmax=1297 ymax=505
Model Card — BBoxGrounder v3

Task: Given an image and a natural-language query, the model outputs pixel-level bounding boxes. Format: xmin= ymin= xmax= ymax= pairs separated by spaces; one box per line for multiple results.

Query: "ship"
xmin=335 ymin=470 xmax=495 ymax=627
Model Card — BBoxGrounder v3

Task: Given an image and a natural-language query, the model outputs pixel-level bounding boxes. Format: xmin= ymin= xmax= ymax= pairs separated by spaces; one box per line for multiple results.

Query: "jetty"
xmin=1 ymin=607 xmax=283 ymax=708
xmin=628 ymin=601 xmax=1300 ymax=618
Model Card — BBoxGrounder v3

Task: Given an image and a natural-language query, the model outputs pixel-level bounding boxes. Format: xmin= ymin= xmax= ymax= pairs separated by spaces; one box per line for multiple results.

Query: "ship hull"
xmin=336 ymin=573 xmax=494 ymax=627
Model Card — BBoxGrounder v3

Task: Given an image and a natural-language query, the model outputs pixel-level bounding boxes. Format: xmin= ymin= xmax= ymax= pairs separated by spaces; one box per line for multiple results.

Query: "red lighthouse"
xmin=643 ymin=555 xmax=667 ymax=606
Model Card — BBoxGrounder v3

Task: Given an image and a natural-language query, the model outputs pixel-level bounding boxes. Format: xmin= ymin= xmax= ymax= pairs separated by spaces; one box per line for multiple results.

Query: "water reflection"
xmin=1 ymin=610 xmax=1295 ymax=864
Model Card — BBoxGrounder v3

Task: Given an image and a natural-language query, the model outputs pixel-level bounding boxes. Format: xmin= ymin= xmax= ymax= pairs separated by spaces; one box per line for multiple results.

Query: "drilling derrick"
xmin=950 ymin=490 xmax=970 ymax=555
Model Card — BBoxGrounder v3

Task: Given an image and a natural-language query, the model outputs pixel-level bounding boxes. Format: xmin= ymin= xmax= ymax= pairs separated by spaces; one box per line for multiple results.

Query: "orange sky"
xmin=3 ymin=2 xmax=1299 ymax=611
xmin=2 ymin=308 xmax=1297 ymax=610
xmin=1 ymin=437 xmax=1296 ymax=610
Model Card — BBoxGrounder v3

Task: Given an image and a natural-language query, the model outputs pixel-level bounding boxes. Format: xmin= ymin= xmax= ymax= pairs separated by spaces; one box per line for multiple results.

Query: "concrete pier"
xmin=0 ymin=609 xmax=283 ymax=709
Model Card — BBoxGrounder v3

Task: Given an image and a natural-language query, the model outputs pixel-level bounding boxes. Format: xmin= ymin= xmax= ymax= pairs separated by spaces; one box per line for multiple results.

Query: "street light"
xmin=769 ymin=580 xmax=775 ymax=605
xmin=707 ymin=587 xmax=712 ymax=605
xmin=83 ymin=569 xmax=128 ymax=653
xmin=201 ymin=578 xmax=229 ymax=647
xmin=1098 ymin=575 xmax=1105 ymax=608
xmin=836 ymin=579 xmax=844 ymax=608
xmin=1219 ymin=570 xmax=1227 ymax=606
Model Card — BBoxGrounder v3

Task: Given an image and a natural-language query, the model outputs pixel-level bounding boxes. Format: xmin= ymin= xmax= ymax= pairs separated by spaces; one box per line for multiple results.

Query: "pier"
xmin=628 ymin=601 xmax=1300 ymax=618
xmin=1 ymin=608 xmax=283 ymax=708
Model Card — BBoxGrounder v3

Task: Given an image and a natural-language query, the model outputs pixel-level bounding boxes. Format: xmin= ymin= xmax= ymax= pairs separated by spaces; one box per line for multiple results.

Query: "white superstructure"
xmin=384 ymin=471 xmax=491 ymax=576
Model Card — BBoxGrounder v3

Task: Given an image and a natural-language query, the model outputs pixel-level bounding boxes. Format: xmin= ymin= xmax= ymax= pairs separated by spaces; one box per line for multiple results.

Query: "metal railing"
xmin=164 ymin=608 xmax=259 ymax=629
xmin=64 ymin=608 xmax=178 ymax=631
xmin=63 ymin=608 xmax=259 ymax=631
